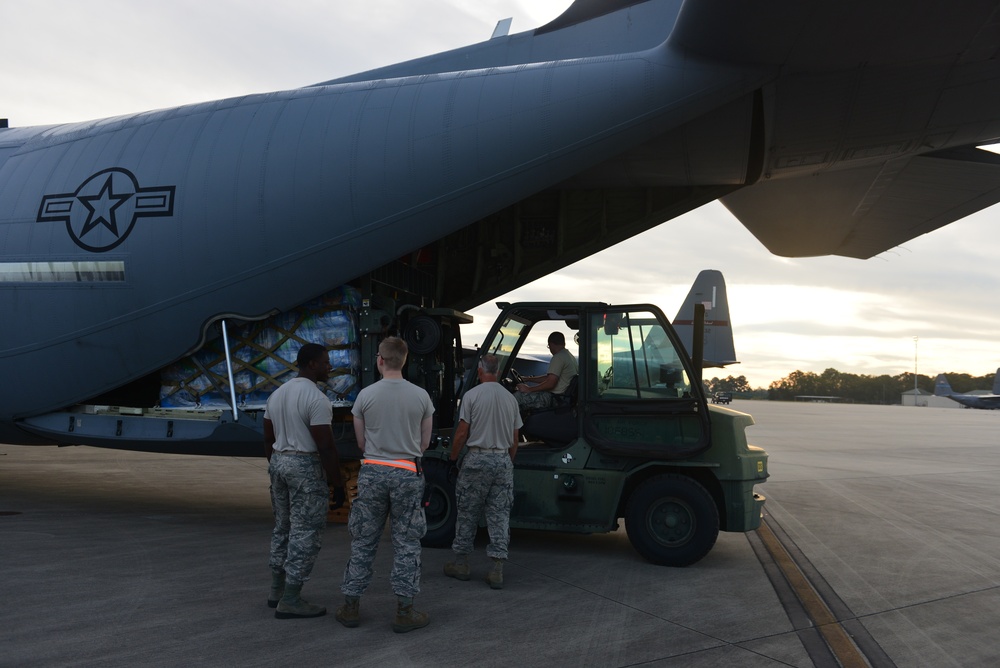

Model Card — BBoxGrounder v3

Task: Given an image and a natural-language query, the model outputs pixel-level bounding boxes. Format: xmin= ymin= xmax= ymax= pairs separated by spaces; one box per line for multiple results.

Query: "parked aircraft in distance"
xmin=934 ymin=371 xmax=1000 ymax=409
xmin=672 ymin=269 xmax=737 ymax=369
xmin=3 ymin=0 xmax=1000 ymax=449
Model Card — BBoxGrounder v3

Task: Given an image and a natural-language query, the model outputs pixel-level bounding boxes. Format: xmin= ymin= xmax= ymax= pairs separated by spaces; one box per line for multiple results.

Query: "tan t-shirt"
xmin=264 ymin=377 xmax=332 ymax=453
xmin=352 ymin=378 xmax=434 ymax=460
xmin=548 ymin=348 xmax=578 ymax=395
xmin=459 ymin=381 xmax=522 ymax=449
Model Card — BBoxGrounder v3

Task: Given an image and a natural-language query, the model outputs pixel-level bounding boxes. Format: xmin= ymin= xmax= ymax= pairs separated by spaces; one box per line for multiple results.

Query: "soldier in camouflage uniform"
xmin=336 ymin=337 xmax=434 ymax=633
xmin=264 ymin=343 xmax=346 ymax=619
xmin=445 ymin=354 xmax=522 ymax=589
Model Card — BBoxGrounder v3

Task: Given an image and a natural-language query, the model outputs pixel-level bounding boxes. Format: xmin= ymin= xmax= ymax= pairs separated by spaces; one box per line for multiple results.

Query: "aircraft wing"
xmin=721 ymin=147 xmax=1000 ymax=258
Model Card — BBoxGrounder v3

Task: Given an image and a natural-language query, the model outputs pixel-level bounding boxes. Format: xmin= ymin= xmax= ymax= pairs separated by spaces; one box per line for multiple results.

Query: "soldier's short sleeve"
xmin=548 ymin=353 xmax=567 ymax=378
xmin=308 ymin=391 xmax=333 ymax=426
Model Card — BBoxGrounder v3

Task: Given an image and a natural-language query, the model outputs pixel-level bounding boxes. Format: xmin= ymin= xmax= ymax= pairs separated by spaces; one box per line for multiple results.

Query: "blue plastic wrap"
xmin=159 ymin=285 xmax=362 ymax=408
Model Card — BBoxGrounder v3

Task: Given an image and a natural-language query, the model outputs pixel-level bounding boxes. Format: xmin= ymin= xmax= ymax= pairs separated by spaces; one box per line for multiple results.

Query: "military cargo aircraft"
xmin=3 ymin=0 xmax=1000 ymax=449
xmin=934 ymin=370 xmax=1000 ymax=409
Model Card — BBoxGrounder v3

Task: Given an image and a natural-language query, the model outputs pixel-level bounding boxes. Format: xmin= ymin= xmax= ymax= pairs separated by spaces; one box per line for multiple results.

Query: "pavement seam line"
xmin=758 ymin=520 xmax=871 ymax=668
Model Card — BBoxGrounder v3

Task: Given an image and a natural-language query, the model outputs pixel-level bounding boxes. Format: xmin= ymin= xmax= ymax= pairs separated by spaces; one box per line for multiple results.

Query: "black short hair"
xmin=296 ymin=343 xmax=328 ymax=368
xmin=547 ymin=331 xmax=565 ymax=346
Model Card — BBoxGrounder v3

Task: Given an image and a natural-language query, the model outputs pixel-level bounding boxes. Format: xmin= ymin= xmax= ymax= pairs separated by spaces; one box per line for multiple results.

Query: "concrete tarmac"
xmin=1 ymin=401 xmax=998 ymax=667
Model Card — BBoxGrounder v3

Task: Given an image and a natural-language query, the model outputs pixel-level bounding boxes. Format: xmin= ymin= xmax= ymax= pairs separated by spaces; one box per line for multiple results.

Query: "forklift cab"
xmin=467 ymin=302 xmax=710 ymax=459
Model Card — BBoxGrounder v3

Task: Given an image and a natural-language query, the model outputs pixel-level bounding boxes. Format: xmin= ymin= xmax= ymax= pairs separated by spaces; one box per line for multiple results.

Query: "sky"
xmin=3 ymin=0 xmax=1000 ymax=389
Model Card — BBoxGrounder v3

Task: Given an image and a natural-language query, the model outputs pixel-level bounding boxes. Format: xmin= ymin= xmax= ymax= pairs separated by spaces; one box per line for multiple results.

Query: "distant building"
xmin=902 ymin=388 xmax=956 ymax=408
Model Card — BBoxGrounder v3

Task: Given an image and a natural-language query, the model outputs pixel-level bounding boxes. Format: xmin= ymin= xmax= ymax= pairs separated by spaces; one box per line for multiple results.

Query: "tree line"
xmin=703 ymin=369 xmax=998 ymax=404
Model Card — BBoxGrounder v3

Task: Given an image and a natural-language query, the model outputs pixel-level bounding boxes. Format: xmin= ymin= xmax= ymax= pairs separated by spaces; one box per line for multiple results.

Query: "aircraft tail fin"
xmin=673 ymin=270 xmax=737 ymax=368
xmin=934 ymin=374 xmax=952 ymax=397
xmin=993 ymin=368 xmax=1000 ymax=395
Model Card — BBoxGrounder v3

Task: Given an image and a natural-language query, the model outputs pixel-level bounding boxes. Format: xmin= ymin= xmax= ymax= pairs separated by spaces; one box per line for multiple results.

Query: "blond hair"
xmin=378 ymin=336 xmax=408 ymax=370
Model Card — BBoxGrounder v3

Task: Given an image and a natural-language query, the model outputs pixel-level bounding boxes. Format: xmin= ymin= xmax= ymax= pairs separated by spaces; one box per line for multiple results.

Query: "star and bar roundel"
xmin=36 ymin=168 xmax=175 ymax=252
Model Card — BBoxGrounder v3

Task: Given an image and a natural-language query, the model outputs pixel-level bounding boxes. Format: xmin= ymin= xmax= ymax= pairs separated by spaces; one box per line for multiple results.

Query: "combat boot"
xmin=267 ymin=570 xmax=285 ymax=608
xmin=274 ymin=583 xmax=326 ymax=619
xmin=486 ymin=558 xmax=504 ymax=589
xmin=392 ymin=596 xmax=430 ymax=633
xmin=335 ymin=595 xmax=361 ymax=628
xmin=443 ymin=554 xmax=471 ymax=581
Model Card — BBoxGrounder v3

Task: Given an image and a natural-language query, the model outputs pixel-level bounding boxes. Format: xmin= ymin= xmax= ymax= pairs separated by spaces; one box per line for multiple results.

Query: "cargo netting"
xmin=159 ymin=286 xmax=362 ymax=409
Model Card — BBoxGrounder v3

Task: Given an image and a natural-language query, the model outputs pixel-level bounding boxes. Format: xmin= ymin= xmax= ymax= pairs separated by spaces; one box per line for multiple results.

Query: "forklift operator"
xmin=514 ymin=331 xmax=578 ymax=411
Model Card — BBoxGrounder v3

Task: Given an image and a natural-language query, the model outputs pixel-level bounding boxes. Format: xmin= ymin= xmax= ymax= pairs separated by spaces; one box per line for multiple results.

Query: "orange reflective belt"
xmin=362 ymin=458 xmax=417 ymax=472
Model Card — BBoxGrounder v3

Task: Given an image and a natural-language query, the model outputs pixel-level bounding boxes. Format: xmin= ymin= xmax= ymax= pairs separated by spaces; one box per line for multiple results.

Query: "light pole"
xmin=913 ymin=336 xmax=919 ymax=403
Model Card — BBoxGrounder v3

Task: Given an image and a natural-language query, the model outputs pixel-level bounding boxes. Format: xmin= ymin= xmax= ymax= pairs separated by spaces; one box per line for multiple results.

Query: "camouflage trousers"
xmin=452 ymin=450 xmax=514 ymax=560
xmin=342 ymin=464 xmax=426 ymax=598
xmin=268 ymin=453 xmax=328 ymax=585
xmin=515 ymin=390 xmax=554 ymax=411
